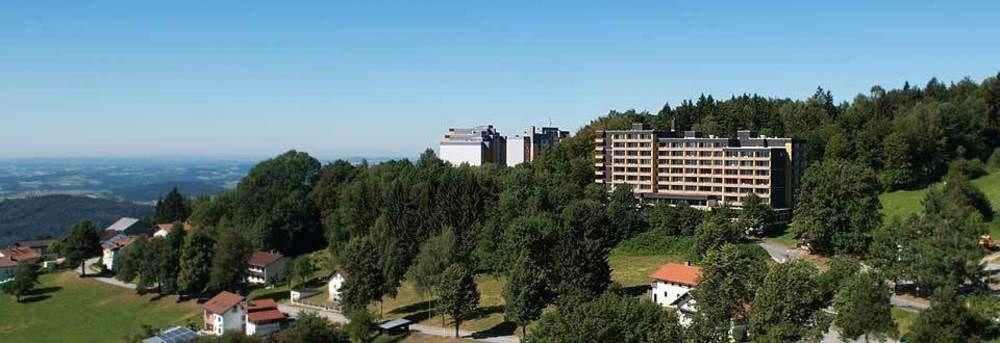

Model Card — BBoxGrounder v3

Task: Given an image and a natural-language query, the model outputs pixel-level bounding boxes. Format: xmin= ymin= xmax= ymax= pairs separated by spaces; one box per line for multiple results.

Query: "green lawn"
xmin=0 ymin=271 xmax=201 ymax=343
xmin=880 ymin=171 xmax=1000 ymax=235
xmin=891 ymin=308 xmax=919 ymax=337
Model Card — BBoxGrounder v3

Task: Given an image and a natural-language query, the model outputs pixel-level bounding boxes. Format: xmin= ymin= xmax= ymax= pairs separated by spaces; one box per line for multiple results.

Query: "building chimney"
xmin=631 ymin=122 xmax=645 ymax=130
xmin=684 ymin=261 xmax=690 ymax=266
xmin=671 ymin=118 xmax=676 ymax=132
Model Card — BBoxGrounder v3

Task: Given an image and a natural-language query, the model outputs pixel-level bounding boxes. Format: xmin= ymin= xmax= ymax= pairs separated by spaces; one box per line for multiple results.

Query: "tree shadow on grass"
xmin=468 ymin=305 xmax=505 ymax=321
xmin=401 ymin=310 xmax=435 ymax=323
xmin=472 ymin=320 xmax=517 ymax=339
xmin=19 ymin=294 xmax=52 ymax=303
xmin=30 ymin=286 xmax=62 ymax=295
xmin=617 ymin=285 xmax=651 ymax=298
xmin=388 ymin=299 xmax=434 ymax=315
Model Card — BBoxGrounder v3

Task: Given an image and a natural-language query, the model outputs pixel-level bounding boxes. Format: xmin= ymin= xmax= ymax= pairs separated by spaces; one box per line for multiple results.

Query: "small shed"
xmin=377 ymin=318 xmax=412 ymax=335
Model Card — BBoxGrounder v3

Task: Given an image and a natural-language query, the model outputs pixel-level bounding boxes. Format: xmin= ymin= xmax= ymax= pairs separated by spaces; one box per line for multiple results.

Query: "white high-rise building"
xmin=439 ymin=125 xmax=506 ymax=166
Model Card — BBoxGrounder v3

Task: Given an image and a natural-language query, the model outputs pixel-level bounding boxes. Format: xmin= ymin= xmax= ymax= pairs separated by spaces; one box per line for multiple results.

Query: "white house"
xmin=101 ymin=235 xmax=137 ymax=270
xmin=650 ymin=262 xmax=702 ymax=326
xmin=247 ymin=251 xmax=287 ymax=285
xmin=328 ymin=271 xmax=346 ymax=301
xmin=245 ymin=298 xmax=287 ymax=336
xmin=202 ymin=291 xmax=246 ymax=336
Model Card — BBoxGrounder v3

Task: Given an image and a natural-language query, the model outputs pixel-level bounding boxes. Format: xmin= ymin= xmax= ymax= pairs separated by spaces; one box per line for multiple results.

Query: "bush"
xmin=945 ymin=158 xmax=987 ymax=181
xmin=613 ymin=231 xmax=694 ymax=257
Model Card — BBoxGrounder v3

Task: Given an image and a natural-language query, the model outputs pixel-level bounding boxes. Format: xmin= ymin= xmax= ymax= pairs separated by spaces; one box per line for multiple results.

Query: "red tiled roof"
xmin=202 ymin=291 xmax=245 ymax=314
xmin=247 ymin=308 xmax=286 ymax=323
xmin=248 ymin=251 xmax=283 ymax=267
xmin=247 ymin=298 xmax=278 ymax=311
xmin=0 ymin=246 xmax=41 ymax=261
xmin=650 ymin=263 xmax=702 ymax=287
xmin=0 ymin=257 xmax=16 ymax=268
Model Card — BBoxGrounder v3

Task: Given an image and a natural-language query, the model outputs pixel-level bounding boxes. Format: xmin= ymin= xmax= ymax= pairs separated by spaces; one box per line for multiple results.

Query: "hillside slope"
xmin=0 ymin=195 xmax=152 ymax=245
xmin=110 ymin=180 xmax=225 ymax=203
xmin=880 ymin=171 xmax=1000 ymax=233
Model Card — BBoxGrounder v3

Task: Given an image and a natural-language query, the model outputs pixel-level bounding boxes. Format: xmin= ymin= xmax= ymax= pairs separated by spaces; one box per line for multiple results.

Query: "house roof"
xmin=105 ymin=217 xmax=140 ymax=232
xmin=101 ymin=235 xmax=138 ymax=250
xmin=202 ymin=291 xmax=245 ymax=314
xmin=247 ymin=298 xmax=278 ymax=311
xmin=248 ymin=251 xmax=284 ymax=267
xmin=155 ymin=222 xmax=193 ymax=234
xmin=246 ymin=298 xmax=285 ymax=323
xmin=0 ymin=246 xmax=41 ymax=261
xmin=0 ymin=257 xmax=17 ymax=268
xmin=247 ymin=308 xmax=286 ymax=323
xmin=142 ymin=326 xmax=198 ymax=343
xmin=15 ymin=239 xmax=56 ymax=249
xmin=650 ymin=263 xmax=702 ymax=287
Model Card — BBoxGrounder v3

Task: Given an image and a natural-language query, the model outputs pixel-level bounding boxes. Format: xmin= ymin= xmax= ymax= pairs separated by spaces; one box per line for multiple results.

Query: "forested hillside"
xmin=110 ymin=180 xmax=224 ymax=203
xmin=94 ymin=72 xmax=1000 ymax=342
xmin=0 ymin=195 xmax=152 ymax=245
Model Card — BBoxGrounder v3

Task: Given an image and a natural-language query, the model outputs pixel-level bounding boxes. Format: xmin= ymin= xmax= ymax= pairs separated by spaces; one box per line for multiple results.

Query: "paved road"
xmin=757 ymin=241 xmax=803 ymax=263
xmin=279 ymin=303 xmax=520 ymax=343
xmin=72 ymin=257 xmax=137 ymax=289
xmin=890 ymin=295 xmax=929 ymax=311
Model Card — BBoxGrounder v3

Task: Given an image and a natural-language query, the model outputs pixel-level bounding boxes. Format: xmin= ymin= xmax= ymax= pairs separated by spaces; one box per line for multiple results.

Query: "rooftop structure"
xmin=594 ymin=123 xmax=805 ymax=209
xmin=439 ymin=125 xmax=506 ymax=166
xmin=506 ymin=126 xmax=570 ymax=166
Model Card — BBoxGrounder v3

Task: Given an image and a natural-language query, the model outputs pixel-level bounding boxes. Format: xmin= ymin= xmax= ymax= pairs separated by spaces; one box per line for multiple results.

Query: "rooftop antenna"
xmin=548 ymin=116 xmax=553 ymax=127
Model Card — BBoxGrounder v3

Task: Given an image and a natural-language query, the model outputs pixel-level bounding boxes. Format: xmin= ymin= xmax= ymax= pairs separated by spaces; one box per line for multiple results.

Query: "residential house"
xmin=328 ymin=271 xmax=346 ymax=301
xmin=245 ymin=298 xmax=287 ymax=336
xmin=141 ymin=326 xmax=198 ymax=343
xmin=0 ymin=257 xmax=17 ymax=282
xmin=0 ymin=246 xmax=41 ymax=283
xmin=153 ymin=222 xmax=192 ymax=238
xmin=0 ymin=246 xmax=42 ymax=262
xmin=202 ymin=291 xmax=246 ymax=336
xmin=104 ymin=217 xmax=144 ymax=234
xmin=650 ymin=262 xmax=702 ymax=325
xmin=14 ymin=239 xmax=57 ymax=257
xmin=101 ymin=235 xmax=138 ymax=270
xmin=247 ymin=251 xmax=287 ymax=285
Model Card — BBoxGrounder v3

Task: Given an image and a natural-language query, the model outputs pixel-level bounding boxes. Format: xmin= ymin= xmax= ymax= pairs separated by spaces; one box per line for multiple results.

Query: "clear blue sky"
xmin=2 ymin=1 xmax=998 ymax=159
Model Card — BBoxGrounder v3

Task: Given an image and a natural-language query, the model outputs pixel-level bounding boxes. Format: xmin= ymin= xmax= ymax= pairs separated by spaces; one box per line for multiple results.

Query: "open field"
xmin=880 ymin=171 xmax=1000 ymax=236
xmin=0 ymin=271 xmax=201 ymax=343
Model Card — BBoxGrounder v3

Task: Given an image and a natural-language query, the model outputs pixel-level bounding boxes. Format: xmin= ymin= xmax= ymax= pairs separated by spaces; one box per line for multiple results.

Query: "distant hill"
xmin=110 ymin=180 xmax=225 ymax=203
xmin=0 ymin=195 xmax=153 ymax=246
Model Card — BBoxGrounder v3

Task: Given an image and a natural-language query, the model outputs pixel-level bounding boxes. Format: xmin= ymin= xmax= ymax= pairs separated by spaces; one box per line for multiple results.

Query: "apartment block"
xmin=439 ymin=125 xmax=507 ymax=166
xmin=594 ymin=123 xmax=805 ymax=209
xmin=506 ymin=126 xmax=570 ymax=166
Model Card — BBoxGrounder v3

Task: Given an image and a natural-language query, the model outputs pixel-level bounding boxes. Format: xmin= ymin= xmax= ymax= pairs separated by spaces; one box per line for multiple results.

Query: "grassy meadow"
xmin=0 ymin=271 xmax=201 ymax=343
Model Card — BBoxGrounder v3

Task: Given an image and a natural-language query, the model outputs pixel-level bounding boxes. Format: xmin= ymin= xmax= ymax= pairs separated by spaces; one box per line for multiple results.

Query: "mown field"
xmin=0 ymin=271 xmax=201 ymax=343
xmin=880 ymin=170 xmax=1000 ymax=235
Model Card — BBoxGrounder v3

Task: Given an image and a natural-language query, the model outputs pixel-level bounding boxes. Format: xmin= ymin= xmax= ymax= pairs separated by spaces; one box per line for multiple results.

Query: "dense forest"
xmin=0 ymin=195 xmax=152 ymax=245
xmin=93 ymin=72 xmax=1000 ymax=342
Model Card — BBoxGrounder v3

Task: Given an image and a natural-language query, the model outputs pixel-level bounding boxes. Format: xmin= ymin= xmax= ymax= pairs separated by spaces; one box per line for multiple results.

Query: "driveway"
xmin=72 ymin=257 xmax=137 ymax=289
xmin=757 ymin=241 xmax=804 ymax=263
xmin=279 ymin=303 xmax=520 ymax=343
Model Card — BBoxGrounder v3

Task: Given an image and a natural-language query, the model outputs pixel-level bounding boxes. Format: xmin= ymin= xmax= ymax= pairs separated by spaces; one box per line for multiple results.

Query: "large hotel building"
xmin=594 ymin=123 xmax=805 ymax=209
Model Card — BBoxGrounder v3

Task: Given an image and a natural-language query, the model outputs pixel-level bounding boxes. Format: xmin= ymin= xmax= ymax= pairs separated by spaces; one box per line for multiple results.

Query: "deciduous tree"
xmin=436 ymin=263 xmax=480 ymax=338
xmin=63 ymin=220 xmax=101 ymax=276
xmin=791 ymin=160 xmax=882 ymax=254
xmin=832 ymin=270 xmax=896 ymax=341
